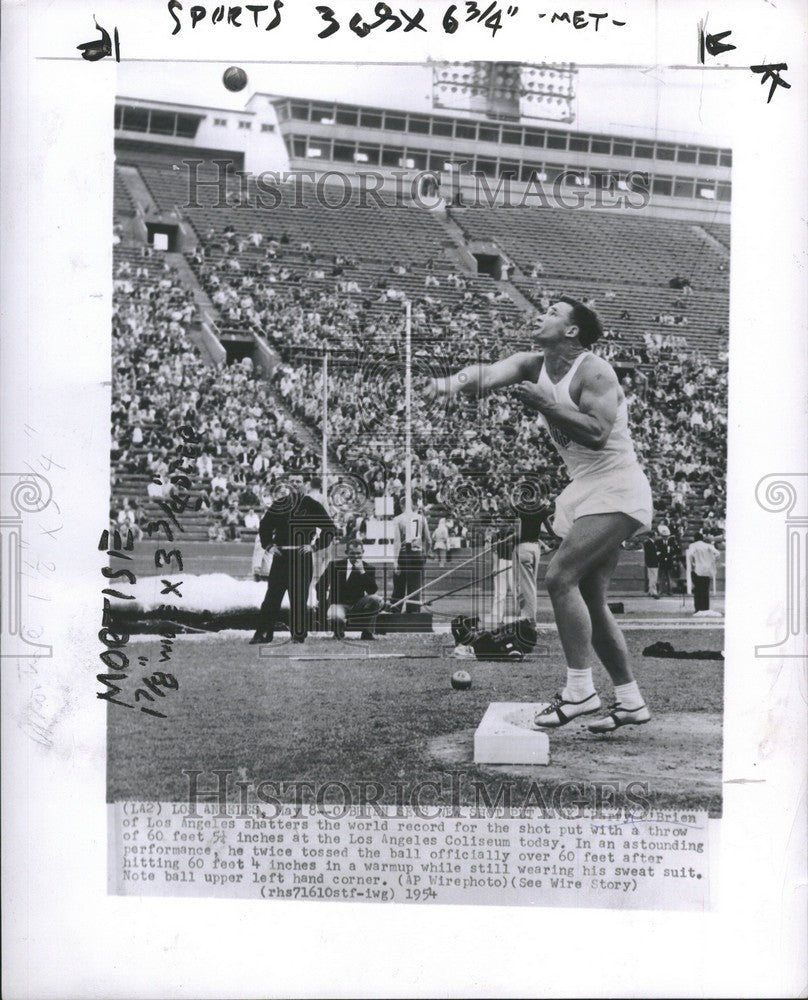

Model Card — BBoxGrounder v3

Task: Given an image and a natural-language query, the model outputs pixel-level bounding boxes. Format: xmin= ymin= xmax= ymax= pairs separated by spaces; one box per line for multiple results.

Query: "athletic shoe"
xmin=249 ymin=630 xmax=271 ymax=645
xmin=333 ymin=620 xmax=346 ymax=640
xmin=534 ymin=691 xmax=602 ymax=728
xmin=360 ymin=630 xmax=375 ymax=640
xmin=587 ymin=701 xmax=651 ymax=733
xmin=291 ymin=636 xmax=305 ymax=644
xmin=451 ymin=644 xmax=476 ymax=659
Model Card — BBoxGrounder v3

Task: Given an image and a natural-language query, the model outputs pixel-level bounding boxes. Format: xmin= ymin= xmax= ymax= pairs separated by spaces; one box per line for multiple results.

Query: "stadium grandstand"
xmin=111 ymin=71 xmax=728 ymax=596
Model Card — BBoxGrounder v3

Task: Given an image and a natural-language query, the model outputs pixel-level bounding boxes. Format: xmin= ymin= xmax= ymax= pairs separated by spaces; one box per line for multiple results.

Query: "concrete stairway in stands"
xmin=164 ymin=257 xmax=349 ymax=483
xmin=437 ymin=211 xmax=488 ymax=274
xmin=164 ymin=252 xmax=223 ymax=367
xmin=438 ymin=210 xmax=537 ymax=313
xmin=116 ymin=164 xmax=159 ymax=216
xmin=692 ymin=224 xmax=730 ymax=260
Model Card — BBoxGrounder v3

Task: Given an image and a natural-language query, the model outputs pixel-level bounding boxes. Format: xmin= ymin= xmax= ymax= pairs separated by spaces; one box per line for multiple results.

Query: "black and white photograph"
xmin=107 ymin=61 xmax=728 ymax=827
xmin=2 ymin=0 xmax=806 ymax=995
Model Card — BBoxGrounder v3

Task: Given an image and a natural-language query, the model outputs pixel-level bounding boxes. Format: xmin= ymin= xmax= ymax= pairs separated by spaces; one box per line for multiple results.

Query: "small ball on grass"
xmin=451 ymin=669 xmax=472 ymax=691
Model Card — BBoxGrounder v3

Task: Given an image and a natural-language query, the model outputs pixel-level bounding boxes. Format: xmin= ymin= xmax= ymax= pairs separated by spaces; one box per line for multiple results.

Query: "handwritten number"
xmin=485 ymin=9 xmax=502 ymax=35
xmin=77 ymin=16 xmax=120 ymax=62
xmin=316 ymin=5 xmax=340 ymax=37
xmin=349 ymin=12 xmax=371 ymax=36
xmin=377 ymin=3 xmax=400 ymax=32
xmin=155 ymin=548 xmax=184 ymax=572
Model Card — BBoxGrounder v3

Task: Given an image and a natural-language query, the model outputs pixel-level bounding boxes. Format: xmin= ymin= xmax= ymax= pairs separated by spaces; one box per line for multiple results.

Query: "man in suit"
xmin=643 ymin=527 xmax=661 ymax=598
xmin=250 ymin=475 xmax=336 ymax=644
xmin=656 ymin=524 xmax=681 ymax=596
xmin=325 ymin=537 xmax=384 ymax=640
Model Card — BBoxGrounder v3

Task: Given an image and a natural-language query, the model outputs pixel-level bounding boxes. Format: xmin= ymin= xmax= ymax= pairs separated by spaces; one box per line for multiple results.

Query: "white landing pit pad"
xmin=473 ymin=702 xmax=550 ymax=766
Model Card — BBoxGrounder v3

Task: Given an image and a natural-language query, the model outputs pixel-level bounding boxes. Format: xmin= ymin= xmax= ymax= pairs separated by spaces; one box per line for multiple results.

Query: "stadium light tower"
xmin=432 ymin=61 xmax=577 ymax=123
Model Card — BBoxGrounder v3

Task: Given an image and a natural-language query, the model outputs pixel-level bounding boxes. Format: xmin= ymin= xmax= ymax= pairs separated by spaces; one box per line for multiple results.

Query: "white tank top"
xmin=537 ymin=352 xmax=639 ymax=480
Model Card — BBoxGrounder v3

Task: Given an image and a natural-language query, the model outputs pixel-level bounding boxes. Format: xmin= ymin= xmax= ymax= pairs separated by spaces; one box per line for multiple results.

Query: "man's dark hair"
xmin=693 ymin=532 xmax=703 ymax=542
xmin=559 ymin=295 xmax=603 ymax=347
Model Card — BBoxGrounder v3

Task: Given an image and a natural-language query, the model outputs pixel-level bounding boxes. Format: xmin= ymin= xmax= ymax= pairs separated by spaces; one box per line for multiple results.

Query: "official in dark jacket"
xmin=251 ymin=478 xmax=336 ymax=644
xmin=325 ymin=537 xmax=384 ymax=640
xmin=656 ymin=525 xmax=681 ymax=596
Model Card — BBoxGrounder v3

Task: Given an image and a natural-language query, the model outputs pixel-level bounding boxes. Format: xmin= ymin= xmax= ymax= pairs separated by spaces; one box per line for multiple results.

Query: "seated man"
xmin=325 ymin=537 xmax=384 ymax=640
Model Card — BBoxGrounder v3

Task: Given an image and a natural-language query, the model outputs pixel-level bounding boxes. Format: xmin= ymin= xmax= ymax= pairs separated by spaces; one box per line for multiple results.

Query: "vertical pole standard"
xmin=321 ymin=350 xmax=329 ymax=506
xmin=404 ymin=300 xmax=413 ymax=515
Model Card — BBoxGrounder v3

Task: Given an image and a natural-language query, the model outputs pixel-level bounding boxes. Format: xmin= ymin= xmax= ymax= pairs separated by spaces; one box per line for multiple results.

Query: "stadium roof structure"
xmin=249 ymin=91 xmax=730 ymax=158
xmin=117 ymin=95 xmax=256 ymax=117
xmin=112 ymin=91 xmax=731 ymax=220
xmin=245 ymin=91 xmax=731 ymax=220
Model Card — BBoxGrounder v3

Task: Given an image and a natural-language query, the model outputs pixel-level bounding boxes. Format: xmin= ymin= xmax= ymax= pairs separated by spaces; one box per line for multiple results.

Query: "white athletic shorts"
xmin=552 ymin=464 xmax=653 ymax=540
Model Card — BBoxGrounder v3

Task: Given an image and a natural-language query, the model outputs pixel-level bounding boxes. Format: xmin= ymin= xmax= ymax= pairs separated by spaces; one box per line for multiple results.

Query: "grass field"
xmin=108 ymin=625 xmax=724 ymax=815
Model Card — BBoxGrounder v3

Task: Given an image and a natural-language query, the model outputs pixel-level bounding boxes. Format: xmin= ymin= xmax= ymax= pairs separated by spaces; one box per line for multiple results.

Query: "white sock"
xmin=614 ymin=680 xmax=643 ymax=710
xmin=563 ymin=667 xmax=596 ymax=702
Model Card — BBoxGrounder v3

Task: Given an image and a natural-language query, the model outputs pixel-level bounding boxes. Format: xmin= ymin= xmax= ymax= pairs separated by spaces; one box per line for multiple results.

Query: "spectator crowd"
xmin=111 ymin=224 xmax=727 ymax=557
xmin=111 ymin=243 xmax=320 ymax=541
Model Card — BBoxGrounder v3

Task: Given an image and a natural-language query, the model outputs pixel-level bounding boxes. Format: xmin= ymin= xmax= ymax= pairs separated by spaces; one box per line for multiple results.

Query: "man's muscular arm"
xmin=514 ymin=359 xmax=619 ymax=451
xmin=427 ymin=352 xmax=540 ymax=400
